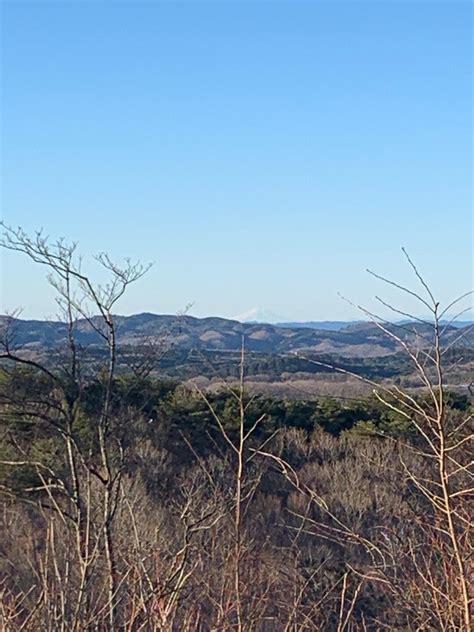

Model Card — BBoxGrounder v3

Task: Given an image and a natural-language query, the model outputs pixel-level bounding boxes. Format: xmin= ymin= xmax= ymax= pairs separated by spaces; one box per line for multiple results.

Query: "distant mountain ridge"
xmin=1 ymin=313 xmax=472 ymax=358
xmin=277 ymin=321 xmax=364 ymax=331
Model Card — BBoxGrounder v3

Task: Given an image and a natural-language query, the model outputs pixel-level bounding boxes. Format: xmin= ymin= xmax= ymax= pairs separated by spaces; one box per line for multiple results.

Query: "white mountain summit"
xmin=232 ymin=307 xmax=288 ymax=324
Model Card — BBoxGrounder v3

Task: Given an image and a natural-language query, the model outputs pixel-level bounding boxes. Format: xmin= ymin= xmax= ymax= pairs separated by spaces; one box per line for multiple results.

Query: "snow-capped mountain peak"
xmin=232 ymin=307 xmax=287 ymax=324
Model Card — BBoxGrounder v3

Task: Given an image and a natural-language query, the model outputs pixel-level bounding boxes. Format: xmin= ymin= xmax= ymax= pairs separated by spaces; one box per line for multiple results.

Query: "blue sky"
xmin=1 ymin=1 xmax=472 ymax=321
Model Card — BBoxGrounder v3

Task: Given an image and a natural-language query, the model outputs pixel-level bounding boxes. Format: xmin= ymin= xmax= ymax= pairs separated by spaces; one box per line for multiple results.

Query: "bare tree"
xmin=194 ymin=341 xmax=274 ymax=630
xmin=360 ymin=250 xmax=473 ymax=630
xmin=0 ymin=224 xmax=150 ymax=629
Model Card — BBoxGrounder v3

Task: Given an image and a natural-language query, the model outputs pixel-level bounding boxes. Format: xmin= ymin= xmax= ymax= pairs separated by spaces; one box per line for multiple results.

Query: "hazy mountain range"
xmin=231 ymin=306 xmax=473 ymax=331
xmin=1 ymin=313 xmax=472 ymax=358
xmin=231 ymin=307 xmax=362 ymax=330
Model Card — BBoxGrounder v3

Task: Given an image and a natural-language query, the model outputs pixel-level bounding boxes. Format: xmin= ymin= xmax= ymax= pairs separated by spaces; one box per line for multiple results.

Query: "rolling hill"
xmin=0 ymin=313 xmax=472 ymax=357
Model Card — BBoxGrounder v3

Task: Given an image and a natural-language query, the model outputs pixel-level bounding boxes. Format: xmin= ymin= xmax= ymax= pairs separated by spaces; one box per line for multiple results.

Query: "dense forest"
xmin=0 ymin=226 xmax=472 ymax=631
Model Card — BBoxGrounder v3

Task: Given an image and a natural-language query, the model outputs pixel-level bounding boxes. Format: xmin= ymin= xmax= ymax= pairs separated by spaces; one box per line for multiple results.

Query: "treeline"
xmin=99 ymin=345 xmax=474 ymax=381
xmin=75 ymin=345 xmax=424 ymax=380
xmin=4 ymin=368 xmax=470 ymax=465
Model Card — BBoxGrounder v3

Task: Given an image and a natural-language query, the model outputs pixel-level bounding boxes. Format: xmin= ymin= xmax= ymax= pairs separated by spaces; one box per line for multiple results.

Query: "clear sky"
xmin=1 ymin=1 xmax=472 ymax=321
